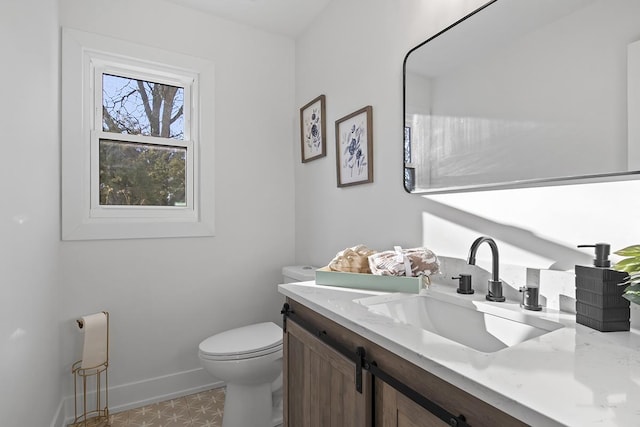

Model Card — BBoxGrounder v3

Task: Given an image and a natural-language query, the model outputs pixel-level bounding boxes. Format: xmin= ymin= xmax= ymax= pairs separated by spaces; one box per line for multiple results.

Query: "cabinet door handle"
xmin=355 ymin=346 xmax=365 ymax=393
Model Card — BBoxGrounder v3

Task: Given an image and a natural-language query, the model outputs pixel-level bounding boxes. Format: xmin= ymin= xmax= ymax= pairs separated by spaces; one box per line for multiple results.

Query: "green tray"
xmin=315 ymin=269 xmax=425 ymax=294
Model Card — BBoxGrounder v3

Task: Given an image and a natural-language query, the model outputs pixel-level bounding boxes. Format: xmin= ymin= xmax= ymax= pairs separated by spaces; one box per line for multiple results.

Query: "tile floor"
xmin=70 ymin=387 xmax=225 ymax=427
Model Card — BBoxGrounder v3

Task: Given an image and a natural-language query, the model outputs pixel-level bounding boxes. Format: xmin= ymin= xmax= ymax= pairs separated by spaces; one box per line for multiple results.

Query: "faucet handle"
xmin=452 ymin=275 xmax=474 ymax=294
xmin=519 ymin=286 xmax=542 ymax=311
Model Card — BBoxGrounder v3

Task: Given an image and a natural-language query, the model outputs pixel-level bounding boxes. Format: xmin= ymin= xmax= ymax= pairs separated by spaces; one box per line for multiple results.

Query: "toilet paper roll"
xmin=78 ymin=312 xmax=108 ymax=369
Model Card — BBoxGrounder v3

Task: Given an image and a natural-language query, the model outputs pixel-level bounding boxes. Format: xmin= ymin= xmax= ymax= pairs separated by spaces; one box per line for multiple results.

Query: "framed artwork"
xmin=335 ymin=106 xmax=373 ymax=187
xmin=300 ymin=95 xmax=326 ymax=163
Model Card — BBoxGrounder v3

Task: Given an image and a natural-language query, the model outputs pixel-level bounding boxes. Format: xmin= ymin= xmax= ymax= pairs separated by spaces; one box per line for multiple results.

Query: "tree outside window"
xmin=100 ymin=74 xmax=187 ymax=207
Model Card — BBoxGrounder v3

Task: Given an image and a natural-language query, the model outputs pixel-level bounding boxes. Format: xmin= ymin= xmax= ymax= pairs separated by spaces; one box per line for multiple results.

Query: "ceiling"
xmin=163 ymin=0 xmax=332 ymax=38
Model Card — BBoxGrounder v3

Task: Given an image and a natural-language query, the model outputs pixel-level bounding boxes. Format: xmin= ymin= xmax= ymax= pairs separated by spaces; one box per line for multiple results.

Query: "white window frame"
xmin=90 ymin=60 xmax=196 ymax=218
xmin=62 ymin=28 xmax=215 ymax=240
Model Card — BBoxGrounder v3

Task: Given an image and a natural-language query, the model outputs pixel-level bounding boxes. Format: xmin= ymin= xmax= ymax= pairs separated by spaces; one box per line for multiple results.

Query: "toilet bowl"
xmin=199 ymin=322 xmax=283 ymax=427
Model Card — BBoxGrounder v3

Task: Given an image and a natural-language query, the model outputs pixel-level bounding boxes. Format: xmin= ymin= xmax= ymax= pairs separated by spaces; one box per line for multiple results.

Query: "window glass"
xmin=99 ymin=139 xmax=186 ymax=206
xmin=102 ymin=74 xmax=185 ymax=140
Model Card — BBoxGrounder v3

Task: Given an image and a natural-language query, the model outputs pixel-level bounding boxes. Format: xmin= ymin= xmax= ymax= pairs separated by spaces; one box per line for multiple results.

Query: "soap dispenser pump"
xmin=575 ymin=243 xmax=630 ymax=332
xmin=577 ymin=243 xmax=611 ymax=267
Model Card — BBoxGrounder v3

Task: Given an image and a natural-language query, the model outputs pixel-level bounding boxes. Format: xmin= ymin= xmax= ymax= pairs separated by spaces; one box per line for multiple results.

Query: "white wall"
xmin=58 ymin=0 xmax=296 ymax=416
xmin=0 ymin=1 xmax=62 ymax=426
xmin=295 ymin=0 xmax=640 ymax=274
xmin=3 ymin=0 xmax=640 ymax=424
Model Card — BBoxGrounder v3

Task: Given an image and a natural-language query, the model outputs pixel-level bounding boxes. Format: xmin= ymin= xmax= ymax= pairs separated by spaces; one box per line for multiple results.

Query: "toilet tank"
xmin=282 ymin=265 xmax=317 ymax=283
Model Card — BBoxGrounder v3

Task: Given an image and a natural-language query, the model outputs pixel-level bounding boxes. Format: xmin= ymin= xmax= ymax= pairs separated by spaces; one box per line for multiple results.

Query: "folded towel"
xmin=369 ymin=247 xmax=439 ymax=277
xmin=328 ymin=244 xmax=377 ymax=274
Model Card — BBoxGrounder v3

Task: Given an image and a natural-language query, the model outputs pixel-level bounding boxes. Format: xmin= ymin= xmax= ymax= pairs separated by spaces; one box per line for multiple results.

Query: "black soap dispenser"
xmin=575 ymin=243 xmax=630 ymax=332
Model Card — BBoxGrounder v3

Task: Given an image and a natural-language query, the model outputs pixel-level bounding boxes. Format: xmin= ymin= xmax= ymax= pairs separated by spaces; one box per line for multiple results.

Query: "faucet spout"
xmin=467 ymin=236 xmax=505 ymax=302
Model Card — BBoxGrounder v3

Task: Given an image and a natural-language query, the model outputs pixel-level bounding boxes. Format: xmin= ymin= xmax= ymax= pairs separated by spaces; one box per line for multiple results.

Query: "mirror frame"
xmin=402 ymin=0 xmax=640 ymax=194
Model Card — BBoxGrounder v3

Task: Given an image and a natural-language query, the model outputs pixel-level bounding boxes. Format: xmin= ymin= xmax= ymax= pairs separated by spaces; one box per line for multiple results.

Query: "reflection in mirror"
xmin=404 ymin=0 xmax=640 ymax=194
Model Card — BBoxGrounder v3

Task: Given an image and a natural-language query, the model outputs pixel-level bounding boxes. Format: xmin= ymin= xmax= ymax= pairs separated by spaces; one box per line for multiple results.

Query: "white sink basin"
xmin=355 ymin=291 xmax=563 ymax=353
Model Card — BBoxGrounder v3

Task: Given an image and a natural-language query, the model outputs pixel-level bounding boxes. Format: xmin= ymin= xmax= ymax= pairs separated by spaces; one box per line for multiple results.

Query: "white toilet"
xmin=198 ymin=266 xmax=316 ymax=427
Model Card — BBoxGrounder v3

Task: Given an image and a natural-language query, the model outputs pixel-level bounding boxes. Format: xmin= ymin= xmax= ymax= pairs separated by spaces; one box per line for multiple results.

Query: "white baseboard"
xmin=50 ymin=398 xmax=66 ymax=427
xmin=55 ymin=367 xmax=223 ymax=427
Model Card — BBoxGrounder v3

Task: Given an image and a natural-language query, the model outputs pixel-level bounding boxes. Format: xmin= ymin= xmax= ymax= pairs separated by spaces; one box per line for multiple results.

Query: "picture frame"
xmin=335 ymin=106 xmax=373 ymax=187
xmin=300 ymin=95 xmax=326 ymax=163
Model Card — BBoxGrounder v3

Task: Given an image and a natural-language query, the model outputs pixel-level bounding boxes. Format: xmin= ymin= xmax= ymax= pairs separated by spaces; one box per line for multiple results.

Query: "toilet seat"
xmin=199 ymin=322 xmax=283 ymax=361
xmin=199 ymin=343 xmax=282 ymax=361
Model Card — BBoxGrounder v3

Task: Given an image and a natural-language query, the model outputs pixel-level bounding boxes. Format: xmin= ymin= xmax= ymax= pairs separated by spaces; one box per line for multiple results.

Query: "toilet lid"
xmin=199 ymin=322 xmax=283 ymax=358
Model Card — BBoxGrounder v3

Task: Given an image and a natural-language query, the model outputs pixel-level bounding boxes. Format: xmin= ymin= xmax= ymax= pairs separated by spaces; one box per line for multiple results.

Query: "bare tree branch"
xmin=170 ymin=105 xmax=183 ymax=124
xmin=102 ymin=106 xmax=122 ymax=132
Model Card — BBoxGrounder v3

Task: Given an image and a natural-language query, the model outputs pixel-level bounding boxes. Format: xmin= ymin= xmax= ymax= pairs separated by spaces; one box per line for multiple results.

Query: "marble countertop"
xmin=279 ymin=281 xmax=640 ymax=427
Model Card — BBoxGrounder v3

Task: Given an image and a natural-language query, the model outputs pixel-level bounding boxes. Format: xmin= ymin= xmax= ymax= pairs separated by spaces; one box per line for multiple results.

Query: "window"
xmin=92 ymin=69 xmax=193 ymax=216
xmin=99 ymin=74 xmax=187 ymax=208
xmin=62 ymin=28 xmax=215 ymax=240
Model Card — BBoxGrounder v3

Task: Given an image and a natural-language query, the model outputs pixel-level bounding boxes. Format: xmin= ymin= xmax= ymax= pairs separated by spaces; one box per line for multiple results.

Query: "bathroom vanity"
xmin=279 ymin=281 xmax=640 ymax=426
xmin=282 ymin=297 xmax=523 ymax=426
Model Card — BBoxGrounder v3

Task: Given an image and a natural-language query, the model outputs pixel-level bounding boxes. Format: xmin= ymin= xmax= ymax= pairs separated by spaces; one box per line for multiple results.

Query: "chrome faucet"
xmin=467 ymin=236 xmax=505 ymax=302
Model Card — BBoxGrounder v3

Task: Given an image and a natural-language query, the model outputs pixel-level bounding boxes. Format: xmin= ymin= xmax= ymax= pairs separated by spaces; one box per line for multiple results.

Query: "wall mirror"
xmin=403 ymin=0 xmax=640 ymax=194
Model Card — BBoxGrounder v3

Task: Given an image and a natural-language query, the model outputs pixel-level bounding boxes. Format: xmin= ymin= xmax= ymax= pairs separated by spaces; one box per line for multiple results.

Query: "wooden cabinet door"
xmin=376 ymin=379 xmax=448 ymax=427
xmin=284 ymin=319 xmax=371 ymax=427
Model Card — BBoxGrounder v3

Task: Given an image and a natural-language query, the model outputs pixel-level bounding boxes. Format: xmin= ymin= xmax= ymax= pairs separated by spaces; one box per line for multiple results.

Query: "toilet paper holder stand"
xmin=71 ymin=311 xmax=109 ymax=427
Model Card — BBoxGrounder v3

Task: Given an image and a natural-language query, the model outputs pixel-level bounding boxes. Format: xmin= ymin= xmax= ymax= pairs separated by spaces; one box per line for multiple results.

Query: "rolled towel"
xmin=328 ymin=244 xmax=377 ymax=273
xmin=369 ymin=247 xmax=439 ymax=277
